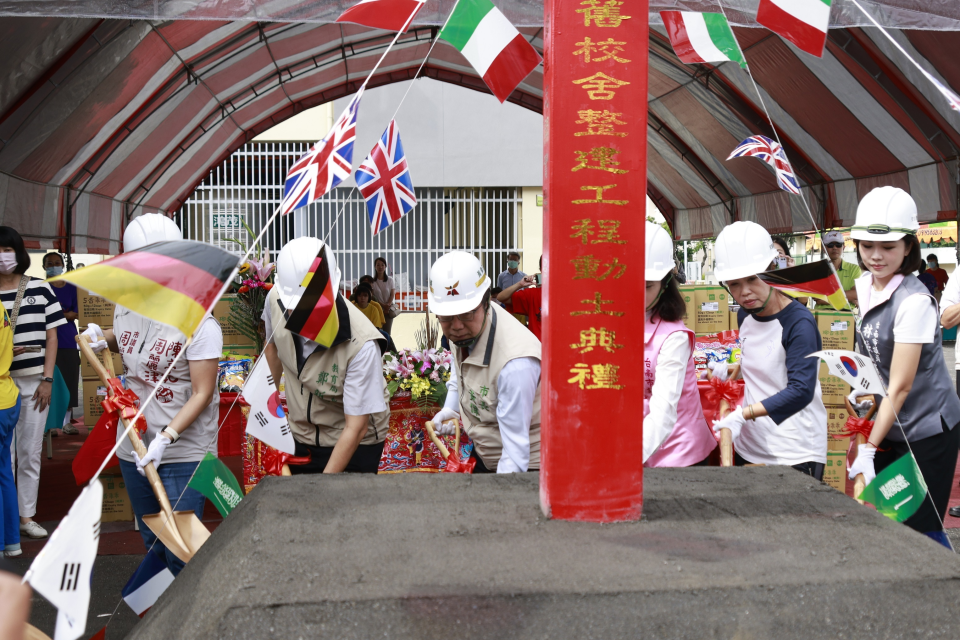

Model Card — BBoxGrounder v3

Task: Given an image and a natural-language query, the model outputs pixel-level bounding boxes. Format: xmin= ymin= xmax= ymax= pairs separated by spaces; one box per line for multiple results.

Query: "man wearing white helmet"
xmin=428 ymin=251 xmax=541 ymax=473
xmin=262 ymin=237 xmax=389 ymax=474
xmin=81 ymin=213 xmax=223 ymax=574
xmin=643 ymin=222 xmax=715 ymax=467
xmin=709 ymin=221 xmax=827 ymax=479
xmin=846 ymin=187 xmax=960 ymax=547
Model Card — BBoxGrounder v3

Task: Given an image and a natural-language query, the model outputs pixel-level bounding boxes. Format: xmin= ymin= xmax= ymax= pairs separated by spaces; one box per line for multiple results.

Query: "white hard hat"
xmin=714 ymin=221 xmax=778 ymax=282
xmin=428 ymin=251 xmax=490 ymax=316
xmin=123 ymin=213 xmax=182 ymax=252
xmin=276 ymin=237 xmax=340 ymax=309
xmin=646 ymin=221 xmax=675 ymax=281
xmin=851 ymin=187 xmax=918 ymax=241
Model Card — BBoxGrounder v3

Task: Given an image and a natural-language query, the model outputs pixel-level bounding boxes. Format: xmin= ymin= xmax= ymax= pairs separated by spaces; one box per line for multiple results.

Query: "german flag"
xmin=52 ymin=240 xmax=239 ymax=337
xmin=286 ymin=249 xmax=339 ymax=347
xmin=758 ymin=260 xmax=847 ymax=310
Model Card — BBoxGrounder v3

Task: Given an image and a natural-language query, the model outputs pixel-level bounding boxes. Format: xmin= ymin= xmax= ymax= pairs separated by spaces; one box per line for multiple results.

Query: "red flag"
xmin=72 ymin=382 xmax=147 ymax=485
xmin=336 ymin=0 xmax=424 ymax=32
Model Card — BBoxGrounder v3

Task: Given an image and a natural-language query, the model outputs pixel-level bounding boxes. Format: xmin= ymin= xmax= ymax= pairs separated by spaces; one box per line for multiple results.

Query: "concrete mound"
xmin=128 ymin=468 xmax=960 ymax=639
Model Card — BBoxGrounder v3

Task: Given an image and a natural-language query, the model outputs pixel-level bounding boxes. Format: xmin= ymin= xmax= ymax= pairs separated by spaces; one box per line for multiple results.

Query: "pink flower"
xmin=247 ymin=258 xmax=275 ymax=282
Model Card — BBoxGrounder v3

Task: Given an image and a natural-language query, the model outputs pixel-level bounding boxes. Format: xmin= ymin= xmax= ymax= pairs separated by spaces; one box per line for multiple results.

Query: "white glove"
xmin=134 ymin=432 xmax=172 ymax=477
xmin=848 ymin=443 xmax=877 ymax=484
xmin=707 ymin=360 xmax=729 ymax=381
xmin=82 ymin=323 xmax=108 ymax=353
xmin=712 ymin=406 xmax=746 ymax=441
xmin=847 ymin=390 xmax=874 ymax=415
xmin=430 ymin=408 xmax=460 ymax=435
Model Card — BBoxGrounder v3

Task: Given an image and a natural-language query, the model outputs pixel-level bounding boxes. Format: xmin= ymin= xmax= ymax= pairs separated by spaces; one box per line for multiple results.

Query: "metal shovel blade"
xmin=142 ymin=510 xmax=211 ymax=563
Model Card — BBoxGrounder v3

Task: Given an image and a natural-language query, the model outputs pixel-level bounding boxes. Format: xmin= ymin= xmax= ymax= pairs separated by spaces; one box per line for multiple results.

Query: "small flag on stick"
xmin=51 ymin=240 xmax=239 ymax=338
xmin=758 ymin=260 xmax=847 ymax=310
xmin=187 ymin=453 xmax=244 ymax=517
xmin=285 ymin=248 xmax=340 ymax=347
xmin=336 ymin=0 xmax=425 ymax=32
xmin=728 ymin=135 xmax=801 ymax=195
xmin=242 ymin=357 xmax=296 ymax=454
xmin=807 ymin=349 xmax=887 ymax=398
xmin=756 ymin=0 xmax=831 ymax=58
xmin=24 ymin=482 xmax=102 ymax=640
xmin=858 ymin=452 xmax=927 ymax=522
xmin=356 ymin=120 xmax=417 ymax=235
xmin=661 ymin=11 xmax=746 ymax=69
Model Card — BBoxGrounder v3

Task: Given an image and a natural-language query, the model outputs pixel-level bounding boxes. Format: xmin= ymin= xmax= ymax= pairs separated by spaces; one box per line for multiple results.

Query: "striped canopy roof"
xmin=1 ymin=7 xmax=959 ymax=251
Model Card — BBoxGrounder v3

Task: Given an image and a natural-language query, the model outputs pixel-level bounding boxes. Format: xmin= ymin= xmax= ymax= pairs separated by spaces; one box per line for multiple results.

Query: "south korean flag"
xmin=24 ymin=481 xmax=102 ymax=640
xmin=807 ymin=350 xmax=887 ymax=398
xmin=241 ymin=357 xmax=296 ymax=454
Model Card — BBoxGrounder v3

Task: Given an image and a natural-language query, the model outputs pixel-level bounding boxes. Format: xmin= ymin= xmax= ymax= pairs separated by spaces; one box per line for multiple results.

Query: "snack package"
xmin=218 ymin=358 xmax=252 ymax=393
xmin=694 ymin=330 xmax=741 ymax=378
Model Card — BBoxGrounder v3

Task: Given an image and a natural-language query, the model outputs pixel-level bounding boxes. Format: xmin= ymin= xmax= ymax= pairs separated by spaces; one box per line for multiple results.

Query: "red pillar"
xmin=540 ymin=0 xmax=648 ymax=522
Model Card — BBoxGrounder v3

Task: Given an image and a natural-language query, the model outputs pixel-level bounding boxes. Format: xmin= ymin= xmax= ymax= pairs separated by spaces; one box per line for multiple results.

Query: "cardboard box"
xmin=213 ymin=295 xmax=255 ymax=346
xmin=695 ymin=286 xmax=729 ymax=333
xmin=815 ymin=310 xmax=855 ymax=351
xmin=83 ymin=378 xmax=108 ymax=426
xmin=819 ymin=362 xmax=851 ymax=404
xmin=99 ymin=474 xmax=133 ymax=522
xmin=80 ymin=347 xmax=124 ymax=379
xmin=729 ymin=304 xmax=740 ymax=330
xmin=78 ymin=290 xmax=116 ymax=326
xmin=825 ymin=404 xmax=851 ymax=437
xmin=679 ymin=285 xmax=697 ymax=332
xmin=823 ymin=449 xmax=847 ymax=492
xmin=828 ymin=436 xmax=850 ymax=452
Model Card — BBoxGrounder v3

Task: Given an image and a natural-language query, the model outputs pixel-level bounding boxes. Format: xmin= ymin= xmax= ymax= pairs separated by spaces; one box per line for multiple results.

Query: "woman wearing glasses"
xmin=847 ymin=187 xmax=960 ymax=549
xmin=821 ymin=230 xmax=860 ymax=308
xmin=428 ymin=252 xmax=541 ymax=474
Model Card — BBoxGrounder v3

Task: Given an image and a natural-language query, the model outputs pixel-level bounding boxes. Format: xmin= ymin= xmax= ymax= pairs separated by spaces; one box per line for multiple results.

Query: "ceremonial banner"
xmin=808 ymin=350 xmax=887 ymax=397
xmin=241 ymin=357 xmax=296 ymax=454
xmin=24 ymin=482 xmax=102 ymax=640
xmin=541 ymin=0 xmax=646 ymax=521
xmin=858 ymin=452 xmax=927 ymax=522
xmin=187 ymin=452 xmax=244 ymax=517
xmin=52 ymin=240 xmax=239 ymax=337
xmin=336 ymin=0 xmax=424 ymax=32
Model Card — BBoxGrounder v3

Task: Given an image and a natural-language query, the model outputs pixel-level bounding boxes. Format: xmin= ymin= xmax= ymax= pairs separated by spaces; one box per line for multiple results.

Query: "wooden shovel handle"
xmin=853 ymin=433 xmax=867 ymax=504
xmin=424 ymin=420 xmax=451 ymax=460
xmin=718 ymin=399 xmax=734 ymax=467
xmin=843 ymin=394 xmax=878 ymax=421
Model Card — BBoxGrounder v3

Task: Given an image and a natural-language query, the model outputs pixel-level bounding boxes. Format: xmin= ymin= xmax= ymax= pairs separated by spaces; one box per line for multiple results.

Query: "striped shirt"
xmin=0 ymin=278 xmax=66 ymax=377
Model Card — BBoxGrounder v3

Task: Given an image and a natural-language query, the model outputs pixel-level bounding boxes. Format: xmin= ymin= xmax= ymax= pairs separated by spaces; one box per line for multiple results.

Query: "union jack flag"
xmin=279 ymin=89 xmax=363 ymax=216
xmin=727 ymin=135 xmax=801 ymax=195
xmin=355 ymin=119 xmax=417 ymax=235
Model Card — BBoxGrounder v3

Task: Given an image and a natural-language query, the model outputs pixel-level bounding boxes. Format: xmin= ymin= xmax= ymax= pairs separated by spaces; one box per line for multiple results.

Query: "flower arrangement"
xmin=383 ymin=348 xmax=453 ymax=407
xmin=224 ymin=221 xmax=275 ymax=354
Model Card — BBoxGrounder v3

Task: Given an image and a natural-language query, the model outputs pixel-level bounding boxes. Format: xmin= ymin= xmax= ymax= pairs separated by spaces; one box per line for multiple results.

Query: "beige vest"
xmin=455 ymin=303 xmax=542 ymax=470
xmin=268 ymin=287 xmax=390 ymax=447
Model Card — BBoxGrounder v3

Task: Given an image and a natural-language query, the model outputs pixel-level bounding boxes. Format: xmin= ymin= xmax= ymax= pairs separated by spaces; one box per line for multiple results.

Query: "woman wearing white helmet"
xmin=81 ymin=213 xmax=223 ymax=574
xmin=643 ymin=222 xmax=715 ymax=467
xmin=428 ymin=251 xmax=541 ymax=473
xmin=847 ymin=187 xmax=960 ymax=548
xmin=262 ymin=237 xmax=390 ymax=474
xmin=709 ymin=221 xmax=827 ymax=479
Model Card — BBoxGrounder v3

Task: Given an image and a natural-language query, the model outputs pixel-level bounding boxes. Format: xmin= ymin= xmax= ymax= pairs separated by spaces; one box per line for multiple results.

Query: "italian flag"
xmin=440 ymin=0 xmax=542 ymax=103
xmin=756 ymin=0 xmax=832 ymax=58
xmin=660 ymin=12 xmax=746 ymax=69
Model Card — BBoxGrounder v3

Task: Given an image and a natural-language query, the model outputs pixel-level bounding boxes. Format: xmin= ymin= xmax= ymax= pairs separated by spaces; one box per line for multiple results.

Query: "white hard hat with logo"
xmin=123 ymin=213 xmax=182 ymax=252
xmin=645 ymin=221 xmax=675 ymax=281
xmin=276 ymin=237 xmax=340 ymax=309
xmin=428 ymin=251 xmax=490 ymax=316
xmin=713 ymin=221 xmax=778 ymax=282
xmin=851 ymin=186 xmax=918 ymax=242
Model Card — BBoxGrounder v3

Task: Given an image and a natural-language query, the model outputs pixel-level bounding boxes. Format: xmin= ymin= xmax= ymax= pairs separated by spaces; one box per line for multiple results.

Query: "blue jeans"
xmin=119 ymin=459 xmax=206 ymax=576
xmin=0 ymin=396 xmax=21 ymax=551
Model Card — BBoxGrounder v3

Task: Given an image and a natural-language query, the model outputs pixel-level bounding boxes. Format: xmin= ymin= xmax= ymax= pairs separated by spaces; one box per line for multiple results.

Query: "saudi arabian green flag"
xmin=187 ymin=453 xmax=243 ymax=517
xmin=858 ymin=452 xmax=927 ymax=523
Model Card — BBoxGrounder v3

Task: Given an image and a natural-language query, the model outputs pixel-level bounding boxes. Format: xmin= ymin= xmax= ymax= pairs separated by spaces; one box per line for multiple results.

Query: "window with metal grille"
xmin=177 ymin=142 xmax=521 ymax=311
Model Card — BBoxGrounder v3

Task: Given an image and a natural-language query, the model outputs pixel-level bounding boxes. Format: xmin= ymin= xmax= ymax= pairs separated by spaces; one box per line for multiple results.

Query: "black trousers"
xmin=56 ymin=348 xmax=80 ymax=408
xmin=734 ymin=452 xmax=825 ymax=481
xmin=875 ymin=421 xmax=959 ymax=533
xmin=290 ymin=441 xmax=384 ymax=474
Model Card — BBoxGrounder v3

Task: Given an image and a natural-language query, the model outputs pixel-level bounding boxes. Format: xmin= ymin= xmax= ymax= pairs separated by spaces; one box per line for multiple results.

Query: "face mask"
xmin=928 ymin=262 xmax=937 ymax=270
xmin=507 ymin=260 xmax=519 ymax=269
xmin=45 ymin=267 xmax=63 ymax=277
xmin=0 ymin=253 xmax=17 ymax=275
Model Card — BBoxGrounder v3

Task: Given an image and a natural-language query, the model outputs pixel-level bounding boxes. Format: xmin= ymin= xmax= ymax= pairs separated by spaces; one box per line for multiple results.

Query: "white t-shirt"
xmin=855 ymin=274 xmax=938 ymax=344
xmin=186 ymin=317 xmax=224 ymax=360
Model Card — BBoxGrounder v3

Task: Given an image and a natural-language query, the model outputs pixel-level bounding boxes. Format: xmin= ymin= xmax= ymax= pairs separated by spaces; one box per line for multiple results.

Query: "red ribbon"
xmin=835 ymin=416 xmax=874 ymax=440
xmin=442 ymin=443 xmax=476 ymax=474
xmin=99 ymin=377 xmax=147 ymax=434
xmin=263 ymin=449 xmax=312 ymax=476
xmin=703 ymin=378 xmax=741 ymax=407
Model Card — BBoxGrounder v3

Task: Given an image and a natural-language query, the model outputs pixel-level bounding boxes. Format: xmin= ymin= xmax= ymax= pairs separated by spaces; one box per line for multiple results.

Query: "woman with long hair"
xmin=643 ymin=222 xmax=716 ymax=466
xmin=370 ymin=257 xmax=397 ymax=335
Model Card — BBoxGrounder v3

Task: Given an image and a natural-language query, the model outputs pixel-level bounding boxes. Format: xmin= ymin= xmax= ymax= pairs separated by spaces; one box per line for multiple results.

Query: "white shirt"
xmin=940 ymin=270 xmax=960 ymax=369
xmin=442 ymin=357 xmax=541 ymax=473
xmin=855 ymin=274 xmax=938 ymax=344
xmin=186 ymin=316 xmax=224 ymax=360
xmin=262 ymin=302 xmax=386 ymax=416
xmin=643 ymin=331 xmax=689 ymax=463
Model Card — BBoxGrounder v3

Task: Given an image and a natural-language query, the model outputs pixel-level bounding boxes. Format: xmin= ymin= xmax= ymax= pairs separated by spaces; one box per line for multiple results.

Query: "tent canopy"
xmin=1 ymin=2 xmax=959 ymax=251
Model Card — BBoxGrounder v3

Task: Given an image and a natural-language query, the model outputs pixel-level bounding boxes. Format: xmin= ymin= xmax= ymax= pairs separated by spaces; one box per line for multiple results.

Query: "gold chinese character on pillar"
xmin=567 ymin=363 xmax=626 ymax=390
xmin=574 ymin=110 xmax=628 ymax=137
xmin=569 ymin=218 xmax=628 ymax=244
xmin=570 ymin=327 xmax=624 ymax=354
xmin=570 ymin=292 xmax=625 ymax=317
xmin=572 ymin=147 xmax=628 ymax=174
xmin=572 ymin=185 xmax=629 ymax=206
xmin=575 ymin=0 xmax=632 ymax=28
xmin=571 ymin=255 xmax=627 ymax=280
xmin=572 ymin=37 xmax=630 ymax=63
xmin=572 ymin=72 xmax=630 ymax=100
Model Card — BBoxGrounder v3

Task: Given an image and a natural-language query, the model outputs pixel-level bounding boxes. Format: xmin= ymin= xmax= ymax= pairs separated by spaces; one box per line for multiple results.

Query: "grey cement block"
xmin=128 ymin=468 xmax=960 ymax=639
